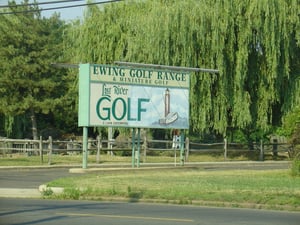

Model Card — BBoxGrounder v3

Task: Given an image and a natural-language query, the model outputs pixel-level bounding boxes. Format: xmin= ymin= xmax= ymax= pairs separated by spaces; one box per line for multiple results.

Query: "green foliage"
xmin=290 ymin=144 xmax=300 ymax=177
xmin=66 ymin=0 xmax=300 ymax=137
xmin=1 ymin=0 xmax=299 ymax=139
xmin=42 ymin=187 xmax=54 ymax=197
xmin=281 ymin=106 xmax=300 ymax=142
xmin=62 ymin=188 xmax=81 ymax=200
xmin=127 ymin=185 xmax=144 ymax=199
xmin=291 ymin=157 xmax=300 ymax=177
xmin=0 ymin=1 xmax=70 ymax=138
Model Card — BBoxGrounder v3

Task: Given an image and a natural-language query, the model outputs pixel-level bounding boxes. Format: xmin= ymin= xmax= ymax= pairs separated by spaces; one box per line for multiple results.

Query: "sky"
xmin=38 ymin=0 xmax=86 ymax=21
xmin=0 ymin=0 xmax=102 ymax=21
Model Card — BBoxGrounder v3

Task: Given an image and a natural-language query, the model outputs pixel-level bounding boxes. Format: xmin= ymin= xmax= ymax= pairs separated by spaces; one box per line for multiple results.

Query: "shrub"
xmin=62 ymin=188 xmax=81 ymax=200
xmin=290 ymin=148 xmax=300 ymax=177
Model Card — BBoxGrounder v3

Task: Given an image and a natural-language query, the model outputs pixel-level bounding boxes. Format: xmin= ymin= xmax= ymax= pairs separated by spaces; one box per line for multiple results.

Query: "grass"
xmin=44 ymin=168 xmax=300 ymax=211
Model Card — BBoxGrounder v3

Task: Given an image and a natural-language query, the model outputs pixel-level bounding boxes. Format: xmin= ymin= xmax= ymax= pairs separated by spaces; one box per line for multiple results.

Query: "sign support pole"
xmin=180 ymin=129 xmax=185 ymax=166
xmin=131 ymin=128 xmax=136 ymax=168
xmin=137 ymin=128 xmax=141 ymax=168
xmin=82 ymin=126 xmax=88 ymax=169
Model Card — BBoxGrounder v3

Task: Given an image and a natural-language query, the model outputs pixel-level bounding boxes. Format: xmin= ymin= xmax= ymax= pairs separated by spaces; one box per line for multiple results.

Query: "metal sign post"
xmin=180 ymin=129 xmax=185 ymax=166
xmin=137 ymin=128 xmax=141 ymax=167
xmin=131 ymin=128 xmax=136 ymax=168
xmin=82 ymin=126 xmax=88 ymax=169
xmin=131 ymin=128 xmax=141 ymax=168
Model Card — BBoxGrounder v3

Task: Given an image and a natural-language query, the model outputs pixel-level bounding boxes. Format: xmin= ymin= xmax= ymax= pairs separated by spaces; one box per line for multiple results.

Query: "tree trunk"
xmin=30 ymin=107 xmax=38 ymax=140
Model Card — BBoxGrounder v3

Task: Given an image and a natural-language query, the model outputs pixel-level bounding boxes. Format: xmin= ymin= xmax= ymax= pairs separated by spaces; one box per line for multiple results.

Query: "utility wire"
xmin=0 ymin=0 xmax=84 ymax=8
xmin=114 ymin=61 xmax=220 ymax=73
xmin=0 ymin=0 xmax=122 ymax=15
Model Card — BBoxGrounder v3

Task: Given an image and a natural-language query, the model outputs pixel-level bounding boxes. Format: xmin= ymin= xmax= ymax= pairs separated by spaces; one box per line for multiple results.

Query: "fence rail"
xmin=0 ymin=136 xmax=294 ymax=165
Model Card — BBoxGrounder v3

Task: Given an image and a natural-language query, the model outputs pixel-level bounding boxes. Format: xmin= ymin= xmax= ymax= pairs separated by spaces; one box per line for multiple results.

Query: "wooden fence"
xmin=0 ymin=136 xmax=293 ymax=165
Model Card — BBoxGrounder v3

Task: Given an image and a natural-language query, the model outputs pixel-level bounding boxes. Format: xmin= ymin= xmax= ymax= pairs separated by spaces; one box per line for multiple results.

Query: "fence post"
xmin=224 ymin=138 xmax=227 ymax=160
xmin=272 ymin=139 xmax=278 ymax=158
xmin=48 ymin=136 xmax=53 ymax=165
xmin=39 ymin=136 xmax=43 ymax=163
xmin=259 ymin=139 xmax=264 ymax=161
xmin=185 ymin=137 xmax=190 ymax=161
xmin=96 ymin=135 xmax=101 ymax=164
xmin=2 ymin=141 xmax=7 ymax=157
xmin=23 ymin=142 xmax=27 ymax=155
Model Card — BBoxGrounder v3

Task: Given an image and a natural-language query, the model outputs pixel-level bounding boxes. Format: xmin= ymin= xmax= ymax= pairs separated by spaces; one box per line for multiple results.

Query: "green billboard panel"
xmin=78 ymin=64 xmax=190 ymax=129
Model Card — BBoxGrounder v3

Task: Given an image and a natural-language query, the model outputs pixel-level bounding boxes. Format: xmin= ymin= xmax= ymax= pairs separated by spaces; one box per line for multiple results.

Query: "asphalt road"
xmin=1 ymin=198 xmax=300 ymax=225
xmin=0 ymin=168 xmax=81 ymax=188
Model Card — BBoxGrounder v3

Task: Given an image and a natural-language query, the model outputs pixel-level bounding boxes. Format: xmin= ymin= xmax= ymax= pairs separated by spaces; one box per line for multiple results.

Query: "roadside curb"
xmin=69 ymin=161 xmax=291 ymax=173
xmin=39 ymin=184 xmax=64 ymax=194
xmin=0 ymin=188 xmax=41 ymax=198
xmin=0 ymin=161 xmax=290 ymax=171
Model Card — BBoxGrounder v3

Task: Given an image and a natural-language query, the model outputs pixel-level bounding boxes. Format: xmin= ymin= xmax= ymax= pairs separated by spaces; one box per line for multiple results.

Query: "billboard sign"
xmin=79 ymin=64 xmax=190 ymax=129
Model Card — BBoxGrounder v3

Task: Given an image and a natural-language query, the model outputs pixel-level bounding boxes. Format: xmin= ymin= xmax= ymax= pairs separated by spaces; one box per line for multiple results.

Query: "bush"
xmin=62 ymin=188 xmax=81 ymax=200
xmin=290 ymin=150 xmax=300 ymax=177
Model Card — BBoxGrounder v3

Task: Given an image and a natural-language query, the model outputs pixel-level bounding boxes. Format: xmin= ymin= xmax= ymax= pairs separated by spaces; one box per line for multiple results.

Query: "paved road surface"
xmin=1 ymin=198 xmax=300 ymax=225
xmin=0 ymin=168 xmax=83 ymax=197
xmin=0 ymin=168 xmax=80 ymax=188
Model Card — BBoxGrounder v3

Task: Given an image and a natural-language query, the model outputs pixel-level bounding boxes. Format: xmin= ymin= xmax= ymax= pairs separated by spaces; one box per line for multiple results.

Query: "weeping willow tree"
xmin=65 ymin=0 xmax=300 ymax=139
